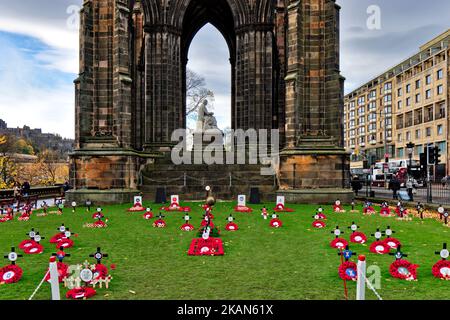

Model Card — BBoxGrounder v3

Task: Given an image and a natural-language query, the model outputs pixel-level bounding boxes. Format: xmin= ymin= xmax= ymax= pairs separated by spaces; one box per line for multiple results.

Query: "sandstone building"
xmin=344 ymin=29 xmax=450 ymax=179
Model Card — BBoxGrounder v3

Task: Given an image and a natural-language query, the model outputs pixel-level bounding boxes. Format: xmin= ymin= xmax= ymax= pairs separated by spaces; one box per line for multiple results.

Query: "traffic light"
xmin=420 ymin=151 xmax=428 ymax=178
xmin=428 ymin=146 xmax=436 ymax=165
xmin=434 ymin=147 xmax=441 ymax=165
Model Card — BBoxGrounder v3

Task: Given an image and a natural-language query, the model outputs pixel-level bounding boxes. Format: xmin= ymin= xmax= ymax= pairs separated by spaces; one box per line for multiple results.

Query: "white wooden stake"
xmin=356 ymin=255 xmax=366 ymax=301
xmin=49 ymin=256 xmax=61 ymax=300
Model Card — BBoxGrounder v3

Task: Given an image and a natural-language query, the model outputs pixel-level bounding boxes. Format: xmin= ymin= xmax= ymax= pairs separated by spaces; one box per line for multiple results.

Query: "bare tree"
xmin=186 ymin=69 xmax=215 ymax=120
xmin=38 ymin=149 xmax=60 ymax=185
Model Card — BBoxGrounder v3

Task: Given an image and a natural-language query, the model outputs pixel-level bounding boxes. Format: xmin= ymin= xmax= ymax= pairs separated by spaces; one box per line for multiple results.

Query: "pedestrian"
xmin=351 ymin=175 xmax=363 ymax=196
xmin=389 ymin=176 xmax=401 ymax=200
xmin=13 ymin=182 xmax=21 ymax=200
xmin=21 ymin=181 xmax=31 ymax=197
xmin=406 ymin=178 xmax=414 ymax=202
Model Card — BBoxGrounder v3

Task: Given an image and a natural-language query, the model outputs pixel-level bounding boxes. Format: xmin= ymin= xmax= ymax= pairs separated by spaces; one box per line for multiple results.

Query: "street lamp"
xmin=406 ymin=142 xmax=415 ymax=171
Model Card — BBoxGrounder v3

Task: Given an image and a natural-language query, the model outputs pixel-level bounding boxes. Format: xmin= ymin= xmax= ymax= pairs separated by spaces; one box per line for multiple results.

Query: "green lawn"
xmin=1 ymin=201 xmax=450 ymax=300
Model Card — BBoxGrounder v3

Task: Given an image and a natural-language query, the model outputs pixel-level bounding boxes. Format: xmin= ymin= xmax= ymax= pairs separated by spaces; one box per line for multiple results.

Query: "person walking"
xmin=13 ymin=182 xmax=21 ymax=200
xmin=351 ymin=175 xmax=363 ymax=196
xmin=406 ymin=178 xmax=414 ymax=202
xmin=22 ymin=181 xmax=30 ymax=197
xmin=389 ymin=176 xmax=401 ymax=200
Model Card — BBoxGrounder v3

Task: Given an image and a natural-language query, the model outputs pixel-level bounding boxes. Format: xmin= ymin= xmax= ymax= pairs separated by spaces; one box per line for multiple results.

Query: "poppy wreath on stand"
xmin=66 ymin=287 xmax=97 ymax=299
xmin=23 ymin=243 xmax=44 ymax=255
xmin=273 ymin=204 xmax=294 ymax=213
xmin=350 ymin=232 xmax=367 ymax=244
xmin=92 ymin=212 xmax=104 ymax=220
xmin=44 ymin=262 xmax=69 ymax=283
xmin=338 ymin=261 xmax=358 ymax=281
xmin=94 ymin=220 xmax=107 ymax=228
xmin=180 ymin=223 xmax=194 ymax=231
xmin=0 ymin=264 xmax=23 ymax=284
xmin=380 ymin=207 xmax=392 ymax=216
xmin=50 ymin=233 xmax=65 ymax=244
xmin=432 ymin=260 xmax=450 ymax=280
xmin=384 ymin=238 xmax=401 ymax=250
xmin=18 ymin=213 xmax=31 ymax=221
xmin=225 ymin=222 xmax=239 ymax=231
xmin=390 ymin=259 xmax=418 ymax=281
xmin=127 ymin=203 xmax=145 ymax=212
xmin=312 ymin=220 xmax=326 ymax=229
xmin=270 ymin=218 xmax=283 ymax=228
xmin=153 ymin=219 xmax=166 ymax=228
xmin=19 ymin=239 xmax=37 ymax=250
xmin=369 ymin=241 xmax=390 ymax=254
xmin=143 ymin=211 xmax=153 ymax=220
xmin=234 ymin=205 xmax=253 ymax=213
xmin=330 ymin=238 xmax=348 ymax=249
xmin=57 ymin=238 xmax=74 ymax=249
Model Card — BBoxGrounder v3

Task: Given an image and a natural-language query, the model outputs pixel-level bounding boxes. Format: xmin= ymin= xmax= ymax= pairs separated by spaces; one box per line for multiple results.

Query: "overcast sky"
xmin=0 ymin=0 xmax=449 ymax=138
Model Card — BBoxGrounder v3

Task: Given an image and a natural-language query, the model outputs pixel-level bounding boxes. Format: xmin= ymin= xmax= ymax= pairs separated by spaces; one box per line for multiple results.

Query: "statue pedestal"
xmin=277 ymin=138 xmax=352 ymax=204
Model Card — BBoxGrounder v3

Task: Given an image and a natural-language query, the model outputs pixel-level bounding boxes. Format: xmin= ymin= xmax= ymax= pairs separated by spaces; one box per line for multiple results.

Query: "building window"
xmin=398 ymin=88 xmax=403 ymax=97
xmin=397 ymin=148 xmax=404 ymax=158
xmin=437 ymin=69 xmax=444 ymax=80
xmin=437 ymin=85 xmax=444 ymax=95
xmin=384 ymin=82 xmax=392 ymax=92
xmin=406 ymin=84 xmax=411 ymax=93
xmin=415 ymin=79 xmax=421 ymax=89
xmin=415 ymin=129 xmax=421 ymax=139
xmin=406 ymin=131 xmax=411 ymax=141
xmin=426 ymin=127 xmax=432 ymax=137
xmin=406 ymin=97 xmax=411 ymax=106
xmin=397 ymin=133 xmax=402 ymax=142
xmin=426 ymin=89 xmax=432 ymax=99
xmin=415 ymin=93 xmax=421 ymax=103
xmin=437 ymin=125 xmax=443 ymax=135
xmin=397 ymin=101 xmax=403 ymax=110
xmin=437 ymin=103 xmax=446 ymax=119
xmin=437 ymin=141 xmax=446 ymax=155
xmin=384 ymin=95 xmax=392 ymax=103
xmin=426 ymin=74 xmax=432 ymax=85
xmin=416 ymin=144 xmax=423 ymax=156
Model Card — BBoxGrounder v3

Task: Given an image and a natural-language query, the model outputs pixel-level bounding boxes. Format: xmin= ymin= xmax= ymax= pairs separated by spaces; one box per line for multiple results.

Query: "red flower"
xmin=225 ymin=222 xmax=239 ymax=231
xmin=338 ymin=261 xmax=358 ymax=281
xmin=50 ymin=233 xmax=65 ymax=244
xmin=19 ymin=239 xmax=37 ymax=250
xmin=312 ymin=220 xmax=326 ymax=229
xmin=330 ymin=238 xmax=348 ymax=249
xmin=45 ymin=262 xmax=69 ymax=283
xmin=270 ymin=218 xmax=283 ymax=228
xmin=153 ymin=219 xmax=166 ymax=228
xmin=383 ymin=238 xmax=401 ymax=249
xmin=390 ymin=259 xmax=419 ymax=281
xmin=93 ymin=264 xmax=109 ymax=280
xmin=369 ymin=241 xmax=390 ymax=254
xmin=0 ymin=264 xmax=23 ymax=284
xmin=143 ymin=212 xmax=153 ymax=220
xmin=110 ymin=264 xmax=116 ymax=270
xmin=180 ymin=223 xmax=194 ymax=231
xmin=350 ymin=232 xmax=367 ymax=244
xmin=234 ymin=205 xmax=253 ymax=213
xmin=66 ymin=287 xmax=97 ymax=299
xmin=57 ymin=238 xmax=74 ymax=249
xmin=23 ymin=243 xmax=44 ymax=255
xmin=432 ymin=260 xmax=450 ymax=279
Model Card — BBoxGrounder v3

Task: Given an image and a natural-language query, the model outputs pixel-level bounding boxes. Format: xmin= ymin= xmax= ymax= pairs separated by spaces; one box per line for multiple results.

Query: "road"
xmin=360 ymin=184 xmax=450 ymax=205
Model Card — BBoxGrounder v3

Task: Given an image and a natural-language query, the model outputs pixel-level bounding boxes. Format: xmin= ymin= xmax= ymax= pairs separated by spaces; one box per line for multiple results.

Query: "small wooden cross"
xmin=183 ymin=214 xmax=191 ymax=222
xmin=52 ymin=246 xmax=71 ymax=263
xmin=331 ymin=226 xmax=343 ymax=238
xmin=348 ymin=222 xmax=359 ymax=233
xmin=385 ymin=226 xmax=396 ymax=238
xmin=389 ymin=245 xmax=407 ymax=260
xmin=338 ymin=245 xmax=356 ymax=262
xmin=371 ymin=228 xmax=385 ymax=241
xmin=435 ymin=243 xmax=449 ymax=261
xmin=90 ymin=247 xmax=108 ymax=264
xmin=4 ymin=247 xmax=22 ymax=265
xmin=226 ymin=214 xmax=235 ymax=222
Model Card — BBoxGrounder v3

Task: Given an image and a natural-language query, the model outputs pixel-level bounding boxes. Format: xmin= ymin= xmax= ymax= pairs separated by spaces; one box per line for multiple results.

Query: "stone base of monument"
xmin=66 ymin=189 xmax=138 ymax=205
xmin=277 ymin=142 xmax=352 ymax=204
